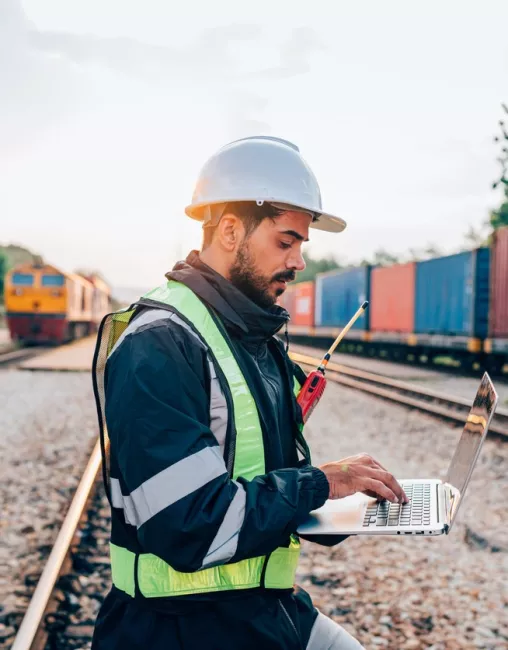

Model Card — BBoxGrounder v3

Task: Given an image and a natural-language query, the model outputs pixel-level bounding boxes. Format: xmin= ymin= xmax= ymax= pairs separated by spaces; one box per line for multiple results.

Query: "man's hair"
xmin=201 ymin=202 xmax=284 ymax=249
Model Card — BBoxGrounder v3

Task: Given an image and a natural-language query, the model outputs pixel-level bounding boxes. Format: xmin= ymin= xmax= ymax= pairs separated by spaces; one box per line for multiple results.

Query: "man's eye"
xmin=279 ymin=242 xmax=292 ymax=250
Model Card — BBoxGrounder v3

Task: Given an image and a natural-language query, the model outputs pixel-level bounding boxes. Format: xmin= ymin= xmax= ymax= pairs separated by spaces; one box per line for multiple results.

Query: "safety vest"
xmin=93 ymin=280 xmax=302 ymax=598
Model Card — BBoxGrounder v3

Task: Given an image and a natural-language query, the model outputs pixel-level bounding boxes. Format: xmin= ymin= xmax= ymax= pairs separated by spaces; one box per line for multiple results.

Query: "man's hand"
xmin=319 ymin=454 xmax=409 ymax=503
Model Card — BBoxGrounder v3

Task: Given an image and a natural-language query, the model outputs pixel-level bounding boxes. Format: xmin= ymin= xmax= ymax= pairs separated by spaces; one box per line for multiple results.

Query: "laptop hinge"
xmin=443 ymin=482 xmax=460 ymax=532
xmin=437 ymin=483 xmax=446 ymax=526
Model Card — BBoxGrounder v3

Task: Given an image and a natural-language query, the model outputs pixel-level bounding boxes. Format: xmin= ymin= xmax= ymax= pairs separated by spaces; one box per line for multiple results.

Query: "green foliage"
xmin=461 ymin=224 xmax=490 ymax=250
xmin=492 ymin=103 xmax=508 ymax=191
xmin=295 ymin=252 xmax=341 ymax=282
xmin=490 ymin=103 xmax=508 ymax=231
xmin=0 ymin=243 xmax=39 ymax=268
xmin=0 ymin=251 xmax=8 ymax=302
xmin=490 ymin=185 xmax=508 ymax=230
xmin=0 ymin=244 xmax=40 ymax=304
xmin=371 ymin=249 xmax=400 ymax=266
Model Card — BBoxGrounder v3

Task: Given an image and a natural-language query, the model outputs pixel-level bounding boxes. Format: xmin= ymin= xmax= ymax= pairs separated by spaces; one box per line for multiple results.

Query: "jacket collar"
xmin=166 ymin=251 xmax=289 ymax=342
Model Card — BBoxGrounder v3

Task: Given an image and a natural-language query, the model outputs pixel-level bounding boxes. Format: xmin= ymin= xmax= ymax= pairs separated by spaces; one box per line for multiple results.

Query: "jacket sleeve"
xmin=105 ymin=321 xmax=329 ymax=573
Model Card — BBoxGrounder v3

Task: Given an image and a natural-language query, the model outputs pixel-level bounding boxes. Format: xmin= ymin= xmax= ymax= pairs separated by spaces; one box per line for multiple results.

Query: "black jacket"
xmin=104 ymin=252 xmax=331 ymax=594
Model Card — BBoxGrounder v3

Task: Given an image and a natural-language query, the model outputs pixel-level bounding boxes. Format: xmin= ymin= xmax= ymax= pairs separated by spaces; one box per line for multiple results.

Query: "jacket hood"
xmin=166 ymin=251 xmax=289 ymax=342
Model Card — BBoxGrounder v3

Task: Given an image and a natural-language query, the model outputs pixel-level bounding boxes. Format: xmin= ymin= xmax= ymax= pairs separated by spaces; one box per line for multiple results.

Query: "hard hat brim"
xmin=185 ymin=202 xmax=347 ymax=234
xmin=309 ymin=212 xmax=347 ymax=233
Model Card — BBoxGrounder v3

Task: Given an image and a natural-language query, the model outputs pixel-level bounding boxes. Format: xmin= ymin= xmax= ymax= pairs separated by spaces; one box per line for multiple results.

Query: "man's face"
xmin=229 ymin=210 xmax=311 ymax=308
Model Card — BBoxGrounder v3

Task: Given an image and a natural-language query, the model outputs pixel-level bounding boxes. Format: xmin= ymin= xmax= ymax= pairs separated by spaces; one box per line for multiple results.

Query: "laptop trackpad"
xmin=298 ymin=493 xmax=374 ymax=535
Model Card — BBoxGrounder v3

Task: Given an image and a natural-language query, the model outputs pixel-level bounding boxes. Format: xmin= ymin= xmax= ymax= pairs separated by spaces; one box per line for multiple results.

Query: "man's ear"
xmin=217 ymin=213 xmax=244 ymax=252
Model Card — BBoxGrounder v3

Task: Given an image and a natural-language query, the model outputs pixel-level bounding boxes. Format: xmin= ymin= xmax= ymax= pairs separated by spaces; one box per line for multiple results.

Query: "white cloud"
xmin=2 ymin=0 xmax=507 ymax=287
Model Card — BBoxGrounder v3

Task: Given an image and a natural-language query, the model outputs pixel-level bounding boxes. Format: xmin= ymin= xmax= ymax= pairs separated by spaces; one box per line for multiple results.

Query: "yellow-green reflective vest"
xmin=99 ymin=280 xmax=302 ymax=598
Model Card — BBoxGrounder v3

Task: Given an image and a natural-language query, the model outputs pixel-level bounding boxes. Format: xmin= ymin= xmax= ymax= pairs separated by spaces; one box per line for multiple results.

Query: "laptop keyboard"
xmin=362 ymin=483 xmax=432 ymax=527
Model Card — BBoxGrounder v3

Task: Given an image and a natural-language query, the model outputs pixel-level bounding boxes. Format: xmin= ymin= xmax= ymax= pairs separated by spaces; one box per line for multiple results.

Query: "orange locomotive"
xmin=4 ymin=262 xmax=111 ymax=345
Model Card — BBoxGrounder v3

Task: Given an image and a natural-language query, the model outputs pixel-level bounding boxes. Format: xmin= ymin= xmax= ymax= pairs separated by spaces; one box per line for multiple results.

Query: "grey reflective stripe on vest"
xmin=201 ymin=481 xmax=246 ymax=568
xmin=306 ymin=613 xmax=365 ymax=650
xmin=110 ymin=309 xmax=174 ymax=357
xmin=109 ymin=446 xmax=227 ymax=528
xmin=208 ymin=360 xmax=228 ymax=456
xmin=107 ymin=306 xmax=241 ymax=564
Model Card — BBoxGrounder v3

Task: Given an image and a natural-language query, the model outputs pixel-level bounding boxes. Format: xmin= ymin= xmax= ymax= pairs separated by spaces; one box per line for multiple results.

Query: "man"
xmin=91 ymin=136 xmax=407 ymax=650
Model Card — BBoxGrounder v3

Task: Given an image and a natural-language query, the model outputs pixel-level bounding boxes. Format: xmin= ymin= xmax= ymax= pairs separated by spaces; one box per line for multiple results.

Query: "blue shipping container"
xmin=414 ymin=249 xmax=490 ymax=337
xmin=315 ymin=266 xmax=371 ymax=329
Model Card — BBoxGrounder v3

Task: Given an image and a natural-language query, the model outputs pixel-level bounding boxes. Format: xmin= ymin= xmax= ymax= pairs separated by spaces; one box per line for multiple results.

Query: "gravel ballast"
xmin=0 ymin=369 xmax=97 ymax=643
xmin=3 ymin=367 xmax=507 ymax=649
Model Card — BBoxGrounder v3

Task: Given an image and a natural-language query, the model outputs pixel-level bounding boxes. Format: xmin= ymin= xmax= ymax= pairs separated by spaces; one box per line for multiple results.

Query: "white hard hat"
xmin=185 ymin=136 xmax=346 ymax=233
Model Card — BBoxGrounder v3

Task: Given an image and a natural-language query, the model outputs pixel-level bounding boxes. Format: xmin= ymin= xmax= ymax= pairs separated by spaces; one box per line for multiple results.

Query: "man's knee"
xmin=306 ymin=612 xmax=365 ymax=650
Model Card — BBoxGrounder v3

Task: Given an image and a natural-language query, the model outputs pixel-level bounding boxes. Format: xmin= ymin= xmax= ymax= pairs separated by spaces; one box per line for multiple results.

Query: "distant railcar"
xmin=278 ymin=281 xmax=315 ymax=328
xmin=414 ymin=249 xmax=490 ymax=342
xmin=315 ymin=266 xmax=371 ymax=336
xmin=5 ymin=263 xmax=111 ymax=345
xmin=370 ymin=262 xmax=415 ymax=336
xmin=283 ymin=237 xmax=507 ymax=373
xmin=485 ymin=226 xmax=508 ymax=370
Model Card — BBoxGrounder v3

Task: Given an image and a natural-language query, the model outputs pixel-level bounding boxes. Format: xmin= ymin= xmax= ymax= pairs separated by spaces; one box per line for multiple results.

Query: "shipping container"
xmin=315 ymin=266 xmax=371 ymax=329
xmin=278 ymin=281 xmax=315 ymax=326
xmin=414 ymin=249 xmax=490 ymax=338
xmin=290 ymin=281 xmax=315 ymax=327
xmin=277 ymin=283 xmax=297 ymax=318
xmin=490 ymin=226 xmax=508 ymax=339
xmin=370 ymin=262 xmax=415 ymax=333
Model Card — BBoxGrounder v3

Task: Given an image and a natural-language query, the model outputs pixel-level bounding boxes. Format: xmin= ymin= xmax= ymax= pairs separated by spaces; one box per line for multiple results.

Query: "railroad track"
xmin=290 ymin=351 xmax=508 ymax=439
xmin=11 ymin=441 xmax=102 ymax=650
xmin=10 ymin=358 xmax=508 ymax=649
xmin=0 ymin=348 xmax=42 ymax=368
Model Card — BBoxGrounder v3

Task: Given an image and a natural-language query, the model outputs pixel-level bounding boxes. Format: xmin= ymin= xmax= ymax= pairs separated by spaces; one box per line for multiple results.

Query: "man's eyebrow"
xmin=279 ymin=229 xmax=309 ymax=242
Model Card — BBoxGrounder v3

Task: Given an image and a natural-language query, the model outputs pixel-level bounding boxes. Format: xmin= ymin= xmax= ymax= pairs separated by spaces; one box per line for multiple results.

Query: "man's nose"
xmin=288 ymin=250 xmax=306 ymax=272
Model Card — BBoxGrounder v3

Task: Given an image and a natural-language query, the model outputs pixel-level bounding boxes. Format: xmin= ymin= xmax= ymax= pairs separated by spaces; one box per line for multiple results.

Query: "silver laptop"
xmin=298 ymin=373 xmax=498 ymax=538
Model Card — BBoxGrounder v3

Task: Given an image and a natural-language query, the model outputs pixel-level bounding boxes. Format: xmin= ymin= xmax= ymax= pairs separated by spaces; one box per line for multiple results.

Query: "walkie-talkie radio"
xmin=296 ymin=301 xmax=369 ymax=423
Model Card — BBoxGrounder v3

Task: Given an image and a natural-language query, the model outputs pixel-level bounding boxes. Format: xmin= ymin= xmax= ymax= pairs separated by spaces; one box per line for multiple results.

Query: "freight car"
xmin=485 ymin=226 xmax=508 ymax=372
xmin=4 ymin=263 xmax=111 ymax=345
xmin=281 ymin=228 xmax=508 ymax=373
xmin=278 ymin=280 xmax=315 ymax=327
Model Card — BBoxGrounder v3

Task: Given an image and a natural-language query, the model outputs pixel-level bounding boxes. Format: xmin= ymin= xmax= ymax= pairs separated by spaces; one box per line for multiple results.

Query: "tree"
xmin=462 ymin=224 xmax=489 ymax=249
xmin=407 ymin=247 xmax=423 ymax=262
xmin=0 ymin=251 xmax=8 ymax=303
xmin=490 ymin=103 xmax=508 ymax=230
xmin=423 ymin=243 xmax=444 ymax=259
xmin=74 ymin=268 xmax=110 ymax=284
xmin=295 ymin=252 xmax=341 ymax=282
xmin=371 ymin=249 xmax=400 ymax=267
xmin=490 ymin=185 xmax=508 ymax=231
xmin=0 ymin=243 xmax=38 ymax=268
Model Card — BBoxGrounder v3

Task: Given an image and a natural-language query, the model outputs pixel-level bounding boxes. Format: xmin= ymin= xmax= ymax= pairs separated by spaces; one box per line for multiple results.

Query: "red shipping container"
xmin=370 ymin=262 xmax=415 ymax=333
xmin=277 ymin=283 xmax=297 ymax=317
xmin=278 ymin=281 xmax=315 ymax=327
xmin=291 ymin=281 xmax=315 ymax=327
xmin=490 ymin=226 xmax=508 ymax=338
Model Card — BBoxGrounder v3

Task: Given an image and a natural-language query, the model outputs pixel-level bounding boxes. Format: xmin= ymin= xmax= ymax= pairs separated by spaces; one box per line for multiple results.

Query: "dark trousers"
xmin=92 ymin=585 xmax=363 ymax=650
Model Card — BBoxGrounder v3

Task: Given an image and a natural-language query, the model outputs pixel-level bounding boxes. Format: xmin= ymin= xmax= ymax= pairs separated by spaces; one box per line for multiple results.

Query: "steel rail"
xmin=11 ymin=439 xmax=102 ymax=650
xmin=11 ymin=351 xmax=508 ymax=649
xmin=290 ymin=351 xmax=508 ymax=438
xmin=0 ymin=348 xmax=40 ymax=366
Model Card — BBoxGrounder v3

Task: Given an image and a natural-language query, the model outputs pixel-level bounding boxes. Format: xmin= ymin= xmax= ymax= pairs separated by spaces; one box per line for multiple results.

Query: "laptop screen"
xmin=445 ymin=373 xmax=498 ymax=513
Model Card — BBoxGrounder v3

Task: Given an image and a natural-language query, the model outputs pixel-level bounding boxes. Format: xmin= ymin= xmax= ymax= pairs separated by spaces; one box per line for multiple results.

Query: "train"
xmin=279 ymin=226 xmax=508 ymax=373
xmin=4 ymin=262 xmax=111 ymax=345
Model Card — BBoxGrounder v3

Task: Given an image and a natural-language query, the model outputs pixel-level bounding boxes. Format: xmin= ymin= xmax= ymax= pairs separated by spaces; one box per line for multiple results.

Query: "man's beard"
xmin=230 ymin=241 xmax=295 ymax=309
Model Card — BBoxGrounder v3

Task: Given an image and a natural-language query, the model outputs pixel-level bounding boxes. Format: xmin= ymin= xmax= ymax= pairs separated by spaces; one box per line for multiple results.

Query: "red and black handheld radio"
xmin=296 ymin=301 xmax=369 ymax=423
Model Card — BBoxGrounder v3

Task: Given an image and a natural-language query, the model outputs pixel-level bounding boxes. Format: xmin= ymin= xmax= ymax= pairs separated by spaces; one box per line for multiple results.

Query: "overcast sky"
xmin=1 ymin=0 xmax=507 ymax=290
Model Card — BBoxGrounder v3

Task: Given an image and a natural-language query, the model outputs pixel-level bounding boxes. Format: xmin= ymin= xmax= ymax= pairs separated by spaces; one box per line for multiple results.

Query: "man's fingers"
xmin=368 ymin=457 xmax=389 ymax=472
xmin=369 ymin=469 xmax=408 ymax=503
xmin=362 ymin=489 xmax=381 ymax=500
xmin=363 ymin=478 xmax=398 ymax=503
